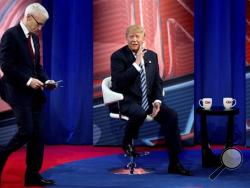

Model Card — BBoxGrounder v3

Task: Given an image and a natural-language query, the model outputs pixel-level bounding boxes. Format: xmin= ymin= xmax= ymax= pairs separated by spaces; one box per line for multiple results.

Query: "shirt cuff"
xmin=133 ymin=62 xmax=141 ymax=72
xmin=26 ymin=78 xmax=33 ymax=86
xmin=153 ymin=100 xmax=162 ymax=105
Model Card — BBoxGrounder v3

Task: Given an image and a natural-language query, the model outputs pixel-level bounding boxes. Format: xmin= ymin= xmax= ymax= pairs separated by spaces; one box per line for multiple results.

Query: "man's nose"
xmin=131 ymin=36 xmax=137 ymax=41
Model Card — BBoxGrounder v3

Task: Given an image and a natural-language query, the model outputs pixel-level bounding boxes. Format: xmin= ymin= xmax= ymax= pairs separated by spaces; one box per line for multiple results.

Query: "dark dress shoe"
xmin=25 ymin=176 xmax=55 ymax=186
xmin=202 ymin=148 xmax=221 ymax=168
xmin=0 ymin=148 xmax=8 ymax=181
xmin=122 ymin=144 xmax=139 ymax=157
xmin=168 ymin=163 xmax=193 ymax=176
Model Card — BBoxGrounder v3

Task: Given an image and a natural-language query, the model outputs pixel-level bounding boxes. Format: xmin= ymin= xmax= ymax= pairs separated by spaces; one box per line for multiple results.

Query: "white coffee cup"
xmin=223 ymin=97 xmax=236 ymax=110
xmin=199 ymin=98 xmax=212 ymax=110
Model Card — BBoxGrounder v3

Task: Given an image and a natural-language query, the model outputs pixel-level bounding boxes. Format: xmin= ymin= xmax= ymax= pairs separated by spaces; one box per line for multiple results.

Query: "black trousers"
xmin=4 ymin=103 xmax=44 ymax=176
xmin=121 ymin=102 xmax=182 ymax=156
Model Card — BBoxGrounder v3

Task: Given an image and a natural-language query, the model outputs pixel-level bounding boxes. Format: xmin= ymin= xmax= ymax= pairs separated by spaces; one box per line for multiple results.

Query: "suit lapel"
xmin=16 ymin=25 xmax=34 ymax=66
xmin=16 ymin=24 xmax=27 ymax=41
xmin=124 ymin=46 xmax=141 ymax=88
xmin=124 ymin=46 xmax=136 ymax=64
xmin=143 ymin=52 xmax=151 ymax=93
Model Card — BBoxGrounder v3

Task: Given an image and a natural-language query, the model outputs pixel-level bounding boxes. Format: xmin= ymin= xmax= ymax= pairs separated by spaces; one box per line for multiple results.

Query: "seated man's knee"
xmin=170 ymin=109 xmax=178 ymax=120
xmin=161 ymin=105 xmax=178 ymax=121
xmin=130 ymin=110 xmax=147 ymax=122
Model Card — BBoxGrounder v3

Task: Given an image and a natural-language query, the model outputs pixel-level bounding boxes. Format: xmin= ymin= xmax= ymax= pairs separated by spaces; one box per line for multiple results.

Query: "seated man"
xmin=110 ymin=24 xmax=192 ymax=176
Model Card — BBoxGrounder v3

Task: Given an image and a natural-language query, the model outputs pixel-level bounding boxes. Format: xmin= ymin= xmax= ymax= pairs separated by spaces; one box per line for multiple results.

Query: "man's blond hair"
xmin=126 ymin=25 xmax=145 ymax=37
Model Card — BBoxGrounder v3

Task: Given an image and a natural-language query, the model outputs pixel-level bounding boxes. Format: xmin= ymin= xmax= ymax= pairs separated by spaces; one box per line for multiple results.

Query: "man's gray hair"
xmin=24 ymin=3 xmax=49 ymax=19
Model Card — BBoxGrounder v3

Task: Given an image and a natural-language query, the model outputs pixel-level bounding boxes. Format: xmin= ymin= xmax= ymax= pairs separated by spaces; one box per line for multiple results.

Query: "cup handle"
xmin=232 ymin=99 xmax=237 ymax=107
xmin=199 ymin=99 xmax=203 ymax=108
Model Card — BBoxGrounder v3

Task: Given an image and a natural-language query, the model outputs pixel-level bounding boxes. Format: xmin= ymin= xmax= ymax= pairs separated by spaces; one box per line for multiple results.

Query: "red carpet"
xmin=1 ymin=145 xmax=246 ymax=187
xmin=0 ymin=146 xmax=122 ymax=188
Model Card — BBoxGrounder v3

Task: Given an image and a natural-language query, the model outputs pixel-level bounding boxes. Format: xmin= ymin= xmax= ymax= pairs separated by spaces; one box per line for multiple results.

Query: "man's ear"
xmin=25 ymin=14 xmax=31 ymax=22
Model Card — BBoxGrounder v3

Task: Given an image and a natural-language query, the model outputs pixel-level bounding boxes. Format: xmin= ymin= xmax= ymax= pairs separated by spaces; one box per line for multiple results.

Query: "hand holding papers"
xmin=45 ymin=80 xmax=63 ymax=90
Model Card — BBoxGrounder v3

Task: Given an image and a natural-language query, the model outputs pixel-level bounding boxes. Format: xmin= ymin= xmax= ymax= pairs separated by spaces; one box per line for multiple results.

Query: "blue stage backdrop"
xmin=194 ymin=0 xmax=246 ymax=145
xmin=42 ymin=0 xmax=93 ymax=144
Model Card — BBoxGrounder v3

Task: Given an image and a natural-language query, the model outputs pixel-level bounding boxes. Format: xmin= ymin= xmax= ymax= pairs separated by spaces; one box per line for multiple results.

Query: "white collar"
xmin=20 ymin=21 xmax=30 ymax=38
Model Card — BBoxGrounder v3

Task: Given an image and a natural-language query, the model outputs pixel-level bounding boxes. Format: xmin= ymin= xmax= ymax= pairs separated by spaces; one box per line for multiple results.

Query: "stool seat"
xmin=102 ymin=76 xmax=153 ymax=175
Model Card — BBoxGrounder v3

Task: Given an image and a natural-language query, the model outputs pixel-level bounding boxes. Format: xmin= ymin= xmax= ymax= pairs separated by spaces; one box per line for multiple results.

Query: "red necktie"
xmin=27 ymin=34 xmax=35 ymax=62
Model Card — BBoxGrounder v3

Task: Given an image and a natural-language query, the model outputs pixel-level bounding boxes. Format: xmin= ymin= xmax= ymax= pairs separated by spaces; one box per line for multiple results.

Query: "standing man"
xmin=110 ymin=24 xmax=192 ymax=176
xmin=0 ymin=3 xmax=56 ymax=186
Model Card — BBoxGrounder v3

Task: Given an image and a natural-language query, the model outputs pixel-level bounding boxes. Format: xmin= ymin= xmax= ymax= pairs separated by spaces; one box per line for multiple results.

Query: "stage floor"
xmin=1 ymin=145 xmax=250 ymax=188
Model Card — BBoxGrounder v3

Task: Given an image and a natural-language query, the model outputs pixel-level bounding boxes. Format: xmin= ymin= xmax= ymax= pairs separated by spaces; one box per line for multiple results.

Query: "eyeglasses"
xmin=30 ymin=15 xmax=44 ymax=26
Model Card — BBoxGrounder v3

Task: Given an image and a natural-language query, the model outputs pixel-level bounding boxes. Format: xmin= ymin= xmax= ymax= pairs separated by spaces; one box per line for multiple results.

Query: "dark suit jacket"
xmin=0 ymin=24 xmax=48 ymax=105
xmin=111 ymin=45 xmax=163 ymax=112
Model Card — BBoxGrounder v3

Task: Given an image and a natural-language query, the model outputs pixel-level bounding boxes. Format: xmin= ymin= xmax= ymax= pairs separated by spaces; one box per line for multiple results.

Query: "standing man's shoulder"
xmin=1 ymin=25 xmax=21 ymax=40
xmin=3 ymin=25 xmax=21 ymax=35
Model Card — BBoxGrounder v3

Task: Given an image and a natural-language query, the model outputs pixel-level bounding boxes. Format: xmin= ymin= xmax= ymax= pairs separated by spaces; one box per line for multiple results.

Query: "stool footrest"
xmin=124 ymin=151 xmax=150 ymax=158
